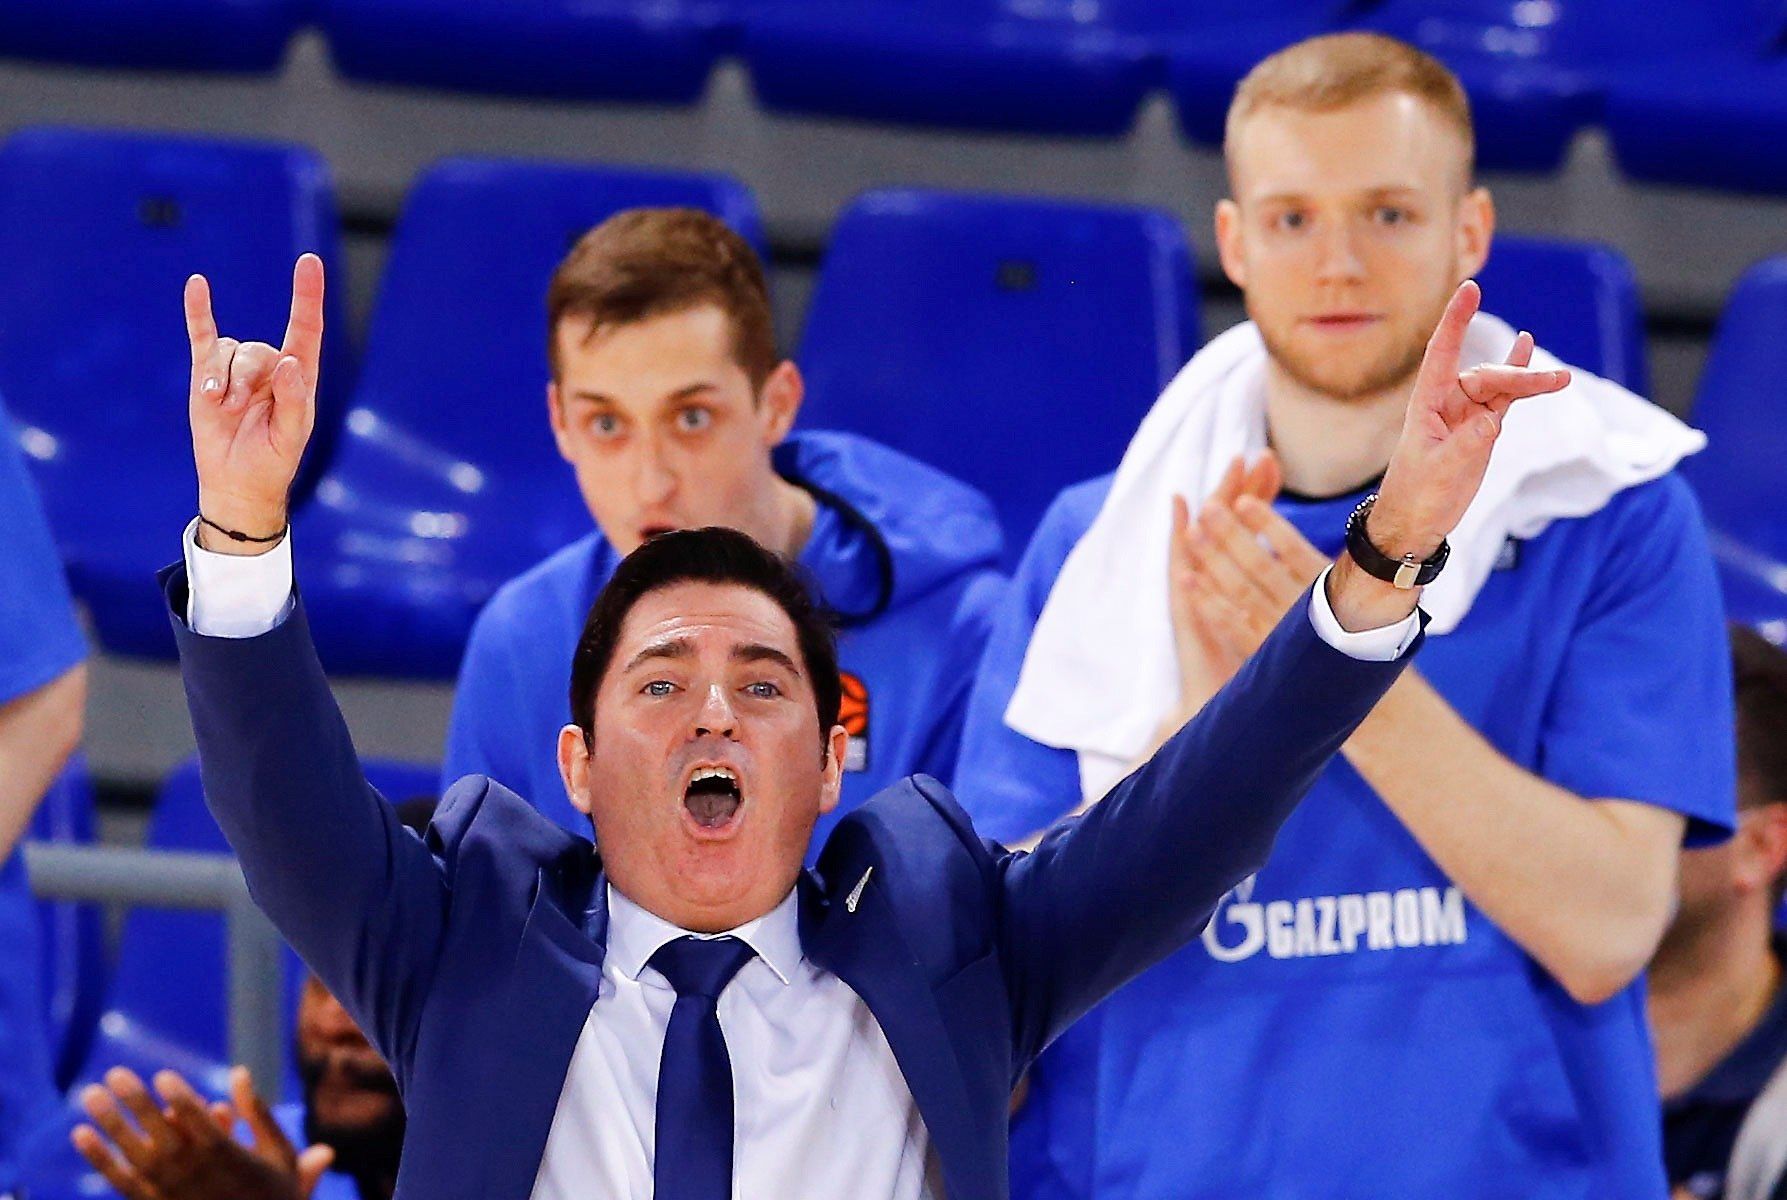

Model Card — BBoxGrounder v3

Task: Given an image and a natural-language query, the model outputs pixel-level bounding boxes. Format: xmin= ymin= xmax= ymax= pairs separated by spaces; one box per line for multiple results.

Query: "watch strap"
xmin=1344 ymin=494 xmax=1449 ymax=589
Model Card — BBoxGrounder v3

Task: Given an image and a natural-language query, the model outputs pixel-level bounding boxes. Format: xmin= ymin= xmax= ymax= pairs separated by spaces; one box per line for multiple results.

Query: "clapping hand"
xmin=1165 ymin=453 xmax=1285 ymax=722
xmin=1170 ymin=280 xmax=1573 ymax=693
xmin=1168 ymin=450 xmax=1332 ymax=713
xmin=72 ymin=1066 xmax=335 ymax=1200
xmin=187 ymin=254 xmax=324 ymax=554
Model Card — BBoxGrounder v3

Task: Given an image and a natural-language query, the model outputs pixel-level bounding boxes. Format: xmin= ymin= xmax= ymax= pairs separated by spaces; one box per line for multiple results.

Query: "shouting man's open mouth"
xmin=683 ymin=764 xmax=743 ymax=835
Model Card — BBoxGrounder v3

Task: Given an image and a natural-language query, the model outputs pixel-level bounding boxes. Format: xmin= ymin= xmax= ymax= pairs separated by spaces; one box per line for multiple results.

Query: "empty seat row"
xmin=0 ymin=126 xmax=1203 ymax=676
xmin=0 ymin=126 xmax=1757 ymax=689
xmin=0 ymin=127 xmax=351 ymax=659
xmin=3 ymin=2 xmax=1786 ymax=188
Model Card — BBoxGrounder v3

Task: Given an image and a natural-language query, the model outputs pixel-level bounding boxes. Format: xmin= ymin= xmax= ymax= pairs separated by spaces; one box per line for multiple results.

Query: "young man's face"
xmin=1216 ymin=91 xmax=1493 ymax=402
xmin=557 ymin=580 xmax=847 ymax=933
xmin=548 ymin=304 xmax=802 ymax=555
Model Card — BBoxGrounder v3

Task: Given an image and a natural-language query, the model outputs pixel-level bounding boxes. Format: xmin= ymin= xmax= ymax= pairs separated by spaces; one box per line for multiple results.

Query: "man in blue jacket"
xmin=164 ymin=252 xmax=1561 ymax=1198
xmin=444 ymin=208 xmax=1005 ymax=844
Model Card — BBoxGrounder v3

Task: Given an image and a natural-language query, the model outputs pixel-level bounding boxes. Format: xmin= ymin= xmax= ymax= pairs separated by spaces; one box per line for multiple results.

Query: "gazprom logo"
xmin=1202 ymin=875 xmax=1468 ymax=963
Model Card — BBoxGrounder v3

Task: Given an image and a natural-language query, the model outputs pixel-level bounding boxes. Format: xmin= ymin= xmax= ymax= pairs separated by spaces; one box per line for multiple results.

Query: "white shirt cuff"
xmin=1305 ymin=565 xmax=1421 ymax=662
xmin=182 ymin=517 xmax=296 ymax=638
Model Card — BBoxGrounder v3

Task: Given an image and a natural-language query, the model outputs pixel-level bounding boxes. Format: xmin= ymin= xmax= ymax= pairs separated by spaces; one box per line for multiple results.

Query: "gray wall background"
xmin=5 ymin=33 xmax=1780 ymax=786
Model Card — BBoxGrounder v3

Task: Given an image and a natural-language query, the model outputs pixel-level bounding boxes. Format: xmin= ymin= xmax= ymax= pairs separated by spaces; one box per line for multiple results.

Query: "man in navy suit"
xmin=156 ymin=254 xmax=1565 ymax=1200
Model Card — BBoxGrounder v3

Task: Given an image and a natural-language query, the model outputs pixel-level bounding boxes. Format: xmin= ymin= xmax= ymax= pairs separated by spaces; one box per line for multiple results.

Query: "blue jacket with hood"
xmin=442 ymin=430 xmax=1007 ymax=846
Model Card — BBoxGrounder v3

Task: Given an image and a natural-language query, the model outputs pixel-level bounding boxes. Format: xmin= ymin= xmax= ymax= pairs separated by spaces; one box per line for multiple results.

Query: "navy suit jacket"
xmin=165 ymin=567 xmax=1416 ymax=1200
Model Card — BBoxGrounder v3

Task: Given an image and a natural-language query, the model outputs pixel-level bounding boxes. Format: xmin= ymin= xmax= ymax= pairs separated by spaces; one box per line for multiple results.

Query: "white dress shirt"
xmin=180 ymin=519 xmax=1418 ymax=1199
xmin=529 ymin=884 xmax=940 ymax=1200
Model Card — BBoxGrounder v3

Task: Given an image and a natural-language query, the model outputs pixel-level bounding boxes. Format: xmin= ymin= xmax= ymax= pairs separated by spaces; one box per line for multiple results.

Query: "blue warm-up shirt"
xmin=0 ymin=395 xmax=87 ymax=1191
xmin=956 ymin=470 xmax=1736 ymax=1200
xmin=444 ymin=431 xmax=1006 ymax=849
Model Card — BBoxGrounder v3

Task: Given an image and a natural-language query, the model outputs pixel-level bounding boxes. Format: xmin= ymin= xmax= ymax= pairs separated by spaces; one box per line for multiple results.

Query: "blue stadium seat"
xmin=0 ymin=0 xmax=299 ymax=72
xmin=319 ymin=0 xmax=733 ymax=103
xmin=291 ymin=156 xmax=763 ymax=678
xmin=1165 ymin=3 xmax=1355 ymax=146
xmin=0 ymin=127 xmax=347 ymax=661
xmin=1604 ymin=5 xmax=1787 ymax=194
xmin=1172 ymin=0 xmax=1772 ymax=172
xmin=28 ymin=760 xmax=106 ymax=1091
xmin=743 ymin=0 xmax=1195 ymax=135
xmin=1712 ymin=539 xmax=1787 ymax=649
xmin=1679 ymin=257 xmax=1787 ymax=639
xmin=1348 ymin=0 xmax=1781 ymax=174
xmin=1339 ymin=0 xmax=1606 ymax=172
xmin=76 ymin=757 xmax=441 ymax=1100
xmin=794 ymin=188 xmax=1198 ymax=565
xmin=1475 ymin=233 xmax=1647 ymax=394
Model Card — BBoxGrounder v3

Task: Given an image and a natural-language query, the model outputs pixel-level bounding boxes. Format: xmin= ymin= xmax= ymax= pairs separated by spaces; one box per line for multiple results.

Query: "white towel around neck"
xmin=1005 ymin=311 xmax=1706 ymax=804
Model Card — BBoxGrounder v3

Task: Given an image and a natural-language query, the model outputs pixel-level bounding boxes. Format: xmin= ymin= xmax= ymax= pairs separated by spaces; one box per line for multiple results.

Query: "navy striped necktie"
xmin=649 ymin=935 xmax=757 ymax=1200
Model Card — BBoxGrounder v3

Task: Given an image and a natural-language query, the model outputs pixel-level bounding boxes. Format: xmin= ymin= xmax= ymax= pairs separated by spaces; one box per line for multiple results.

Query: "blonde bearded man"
xmin=955 ymin=33 xmax=1735 ymax=1199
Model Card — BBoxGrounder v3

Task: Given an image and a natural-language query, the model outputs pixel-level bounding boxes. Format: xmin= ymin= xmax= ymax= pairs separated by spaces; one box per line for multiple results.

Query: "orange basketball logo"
xmin=838 ymin=670 xmax=869 ymax=772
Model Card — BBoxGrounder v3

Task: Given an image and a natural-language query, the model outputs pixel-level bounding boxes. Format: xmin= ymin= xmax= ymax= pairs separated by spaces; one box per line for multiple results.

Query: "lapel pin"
xmin=845 ymin=866 xmax=874 ymax=914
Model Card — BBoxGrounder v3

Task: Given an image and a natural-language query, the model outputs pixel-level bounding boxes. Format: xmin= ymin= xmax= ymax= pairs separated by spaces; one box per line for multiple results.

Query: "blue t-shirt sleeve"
xmin=1536 ymin=474 xmax=1736 ymax=845
xmin=952 ymin=487 xmax=1099 ymax=846
xmin=442 ymin=593 xmax=532 ymax=797
xmin=0 ymin=397 xmax=85 ymax=704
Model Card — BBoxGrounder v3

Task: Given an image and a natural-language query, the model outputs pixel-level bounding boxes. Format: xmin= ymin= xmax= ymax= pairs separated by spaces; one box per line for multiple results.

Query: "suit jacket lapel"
xmin=482 ymin=869 xmax=608 ymax=1199
xmin=479 ymin=865 xmax=989 ymax=1199
xmin=799 ymin=871 xmax=987 ymax=1200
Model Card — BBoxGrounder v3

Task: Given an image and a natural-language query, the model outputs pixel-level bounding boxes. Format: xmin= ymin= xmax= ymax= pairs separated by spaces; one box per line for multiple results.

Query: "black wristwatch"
xmin=1344 ymin=493 xmax=1449 ymax=590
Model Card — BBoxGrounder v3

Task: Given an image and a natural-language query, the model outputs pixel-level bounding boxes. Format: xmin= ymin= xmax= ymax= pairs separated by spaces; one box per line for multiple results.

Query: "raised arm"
xmin=994 ymin=281 xmax=1572 ymax=1060
xmin=171 ymin=256 xmax=447 ymax=1069
xmin=185 ymin=257 xmax=321 ymax=553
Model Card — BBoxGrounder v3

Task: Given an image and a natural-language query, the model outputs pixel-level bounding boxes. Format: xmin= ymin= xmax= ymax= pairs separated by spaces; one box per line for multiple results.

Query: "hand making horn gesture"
xmin=186 ymin=253 xmax=324 ymax=555
xmin=1364 ymin=279 xmax=1570 ymax=560
xmin=1197 ymin=279 xmax=1574 ymax=638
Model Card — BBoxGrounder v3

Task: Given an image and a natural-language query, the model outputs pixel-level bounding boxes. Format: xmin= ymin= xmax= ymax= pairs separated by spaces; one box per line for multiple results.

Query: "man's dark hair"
xmin=569 ymin=527 xmax=841 ymax=751
xmin=546 ymin=207 xmax=776 ymax=387
xmin=1734 ymin=625 xmax=1787 ymax=812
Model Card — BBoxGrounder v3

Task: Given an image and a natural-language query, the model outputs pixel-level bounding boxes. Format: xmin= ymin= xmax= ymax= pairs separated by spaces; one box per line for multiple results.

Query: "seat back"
xmin=762 ymin=0 xmax=1342 ymax=29
xmin=318 ymin=0 xmax=731 ymax=102
xmin=795 ymin=188 xmax=1199 ymax=563
xmin=0 ymin=0 xmax=298 ymax=71
xmin=1348 ymin=0 xmax=1773 ymax=59
xmin=0 ymin=126 xmax=345 ymax=657
xmin=1077 ymin=0 xmax=1354 ymax=28
xmin=1681 ymin=256 xmax=1787 ymax=559
xmin=1474 ymin=233 xmax=1647 ymax=394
